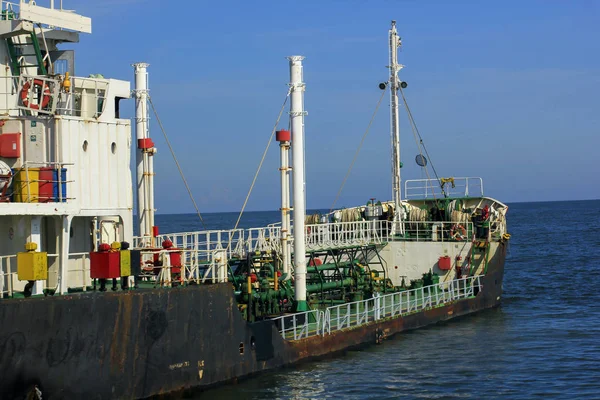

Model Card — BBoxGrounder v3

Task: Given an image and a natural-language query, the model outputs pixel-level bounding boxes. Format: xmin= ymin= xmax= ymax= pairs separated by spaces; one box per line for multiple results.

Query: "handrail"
xmin=271 ymin=275 xmax=483 ymax=340
xmin=133 ymin=219 xmax=477 ymax=268
xmin=1 ymin=251 xmax=90 ymax=297
xmin=404 ymin=177 xmax=484 ymax=199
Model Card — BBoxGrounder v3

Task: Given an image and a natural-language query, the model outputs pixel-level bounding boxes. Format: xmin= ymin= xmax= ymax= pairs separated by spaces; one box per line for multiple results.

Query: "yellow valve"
xmin=111 ymin=241 xmax=121 ymax=250
xmin=24 ymin=242 xmax=38 ymax=251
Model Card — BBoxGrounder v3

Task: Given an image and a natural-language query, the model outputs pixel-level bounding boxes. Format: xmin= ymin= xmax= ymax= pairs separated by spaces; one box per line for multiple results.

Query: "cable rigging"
xmin=329 ymin=89 xmax=387 ymax=213
xmin=231 ymin=88 xmax=292 ymax=232
xmin=148 ymin=95 xmax=207 ymax=230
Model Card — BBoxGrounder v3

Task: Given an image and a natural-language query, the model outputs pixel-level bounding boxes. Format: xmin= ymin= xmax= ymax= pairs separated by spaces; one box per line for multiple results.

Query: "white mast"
xmin=288 ymin=55 xmax=309 ymax=311
xmin=133 ymin=63 xmax=155 ymax=246
xmin=389 ymin=21 xmax=404 ymax=235
xmin=276 ymin=129 xmax=292 ymax=279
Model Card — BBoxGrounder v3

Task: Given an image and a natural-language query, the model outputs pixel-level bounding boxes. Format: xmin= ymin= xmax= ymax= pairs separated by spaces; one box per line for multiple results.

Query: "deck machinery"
xmin=229 ymin=243 xmax=395 ymax=321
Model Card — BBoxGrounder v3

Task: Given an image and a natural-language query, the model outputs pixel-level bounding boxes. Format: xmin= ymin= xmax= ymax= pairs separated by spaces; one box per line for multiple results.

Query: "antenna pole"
xmin=389 ymin=20 xmax=404 ymax=235
xmin=288 ymin=55 xmax=308 ymax=312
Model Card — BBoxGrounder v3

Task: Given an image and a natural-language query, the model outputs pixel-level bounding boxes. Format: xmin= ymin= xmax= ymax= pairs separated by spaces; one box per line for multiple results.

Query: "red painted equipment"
xmin=0 ymin=133 xmax=21 ymax=158
xmin=137 ymin=138 xmax=155 ymax=149
xmin=438 ymin=256 xmax=452 ymax=271
xmin=276 ymin=130 xmax=291 ymax=142
xmin=90 ymin=243 xmax=121 ymax=279
xmin=152 ymin=239 xmax=182 ymax=274
xmin=38 ymin=167 xmax=53 ymax=203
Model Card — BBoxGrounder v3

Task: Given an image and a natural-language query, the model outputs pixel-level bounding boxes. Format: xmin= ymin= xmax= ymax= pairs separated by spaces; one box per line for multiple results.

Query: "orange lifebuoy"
xmin=21 ymin=79 xmax=51 ymax=110
xmin=450 ymin=224 xmax=467 ymax=241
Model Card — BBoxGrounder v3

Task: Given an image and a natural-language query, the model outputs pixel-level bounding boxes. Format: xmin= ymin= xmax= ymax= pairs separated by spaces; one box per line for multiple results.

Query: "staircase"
xmin=5 ymin=28 xmax=50 ymax=76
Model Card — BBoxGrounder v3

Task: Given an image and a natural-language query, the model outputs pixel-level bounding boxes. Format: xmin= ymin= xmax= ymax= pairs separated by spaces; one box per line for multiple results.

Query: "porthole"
xmin=111 ymin=142 xmax=117 ymax=154
xmin=82 ymin=140 xmax=88 ymax=152
xmin=239 ymin=342 xmax=244 ymax=355
xmin=250 ymin=336 xmax=256 ymax=350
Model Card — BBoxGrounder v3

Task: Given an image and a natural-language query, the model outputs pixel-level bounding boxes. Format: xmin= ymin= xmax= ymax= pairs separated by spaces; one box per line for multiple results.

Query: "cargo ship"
xmin=0 ymin=3 xmax=510 ymax=399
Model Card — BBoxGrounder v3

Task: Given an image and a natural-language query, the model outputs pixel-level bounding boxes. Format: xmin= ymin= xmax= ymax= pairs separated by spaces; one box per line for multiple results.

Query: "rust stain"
xmin=133 ymin=294 xmax=144 ymax=381
xmin=109 ymin=297 xmax=122 ymax=371
xmin=110 ymin=294 xmax=133 ymax=373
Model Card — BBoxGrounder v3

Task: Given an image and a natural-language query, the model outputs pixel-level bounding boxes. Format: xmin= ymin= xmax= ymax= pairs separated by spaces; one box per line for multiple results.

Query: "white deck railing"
xmin=303 ymin=220 xmax=390 ymax=250
xmin=404 ymin=177 xmax=484 ymax=200
xmin=136 ymin=220 xmax=474 ymax=261
xmin=0 ymin=252 xmax=90 ymax=297
xmin=272 ymin=275 xmax=482 ymax=340
xmin=0 ymin=255 xmax=16 ymax=297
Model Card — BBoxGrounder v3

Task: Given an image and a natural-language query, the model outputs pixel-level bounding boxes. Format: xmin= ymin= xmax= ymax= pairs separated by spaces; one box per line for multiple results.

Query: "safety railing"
xmin=0 ymin=73 xmax=109 ymax=117
xmin=273 ymin=309 xmax=326 ymax=340
xmin=45 ymin=252 xmax=90 ymax=291
xmin=2 ymin=0 xmax=69 ymax=15
xmin=0 ymin=76 xmax=20 ymax=114
xmin=134 ymin=226 xmax=282 ymax=259
xmin=7 ymin=162 xmax=73 ymax=203
xmin=1 ymin=1 xmax=19 ymax=18
xmin=403 ymin=221 xmax=474 ymax=242
xmin=271 ymin=275 xmax=483 ymax=340
xmin=246 ymin=225 xmax=281 ymax=254
xmin=55 ymin=76 xmax=108 ymax=118
xmin=1 ymin=251 xmax=90 ymax=297
xmin=404 ymin=177 xmax=484 ymax=200
xmin=137 ymin=247 xmax=228 ymax=286
xmin=17 ymin=75 xmax=60 ymax=114
xmin=133 ymin=219 xmax=477 ymax=269
xmin=133 ymin=229 xmax=246 ymax=257
xmin=0 ymin=74 xmax=69 ymax=116
xmin=0 ymin=255 xmax=16 ymax=297
xmin=303 ymin=220 xmax=390 ymax=250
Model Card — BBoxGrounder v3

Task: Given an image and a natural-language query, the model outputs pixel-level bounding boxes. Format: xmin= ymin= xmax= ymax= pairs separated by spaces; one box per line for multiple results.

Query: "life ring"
xmin=450 ymin=224 xmax=467 ymax=241
xmin=21 ymin=79 xmax=51 ymax=110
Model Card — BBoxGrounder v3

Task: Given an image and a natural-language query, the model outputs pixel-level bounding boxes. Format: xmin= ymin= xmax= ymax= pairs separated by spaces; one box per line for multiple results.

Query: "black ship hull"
xmin=0 ymin=244 xmax=506 ymax=400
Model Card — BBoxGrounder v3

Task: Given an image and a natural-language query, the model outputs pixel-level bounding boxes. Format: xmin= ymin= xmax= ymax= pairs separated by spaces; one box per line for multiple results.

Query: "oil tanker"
xmin=0 ymin=3 xmax=509 ymax=399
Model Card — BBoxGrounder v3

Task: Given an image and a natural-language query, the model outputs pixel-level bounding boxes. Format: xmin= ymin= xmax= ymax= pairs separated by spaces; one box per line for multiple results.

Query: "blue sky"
xmin=66 ymin=0 xmax=599 ymax=213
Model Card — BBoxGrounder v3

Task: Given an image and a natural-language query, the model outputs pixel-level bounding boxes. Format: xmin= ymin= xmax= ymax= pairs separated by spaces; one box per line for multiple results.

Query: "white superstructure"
xmin=0 ymin=1 xmax=134 ymax=295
